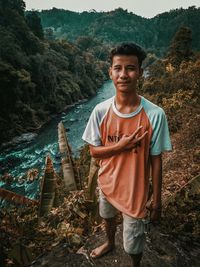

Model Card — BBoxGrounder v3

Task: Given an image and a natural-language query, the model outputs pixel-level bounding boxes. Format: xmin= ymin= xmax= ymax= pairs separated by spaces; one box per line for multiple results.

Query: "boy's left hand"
xmin=150 ymin=207 xmax=162 ymax=224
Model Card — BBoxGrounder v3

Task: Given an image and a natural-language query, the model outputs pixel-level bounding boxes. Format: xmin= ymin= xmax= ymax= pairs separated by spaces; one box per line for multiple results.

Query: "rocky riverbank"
xmin=0 ymin=98 xmax=89 ymax=151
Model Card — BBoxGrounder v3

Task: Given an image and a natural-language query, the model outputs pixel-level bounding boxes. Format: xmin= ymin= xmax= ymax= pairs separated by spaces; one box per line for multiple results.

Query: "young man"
xmin=82 ymin=43 xmax=172 ymax=267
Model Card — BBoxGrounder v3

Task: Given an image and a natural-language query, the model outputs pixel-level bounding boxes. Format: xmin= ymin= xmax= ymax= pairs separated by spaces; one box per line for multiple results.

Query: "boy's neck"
xmin=115 ymin=91 xmax=140 ymax=114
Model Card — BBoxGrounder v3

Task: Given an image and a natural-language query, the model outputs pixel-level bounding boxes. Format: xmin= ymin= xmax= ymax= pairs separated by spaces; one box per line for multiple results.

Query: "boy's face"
xmin=109 ymin=55 xmax=143 ymax=94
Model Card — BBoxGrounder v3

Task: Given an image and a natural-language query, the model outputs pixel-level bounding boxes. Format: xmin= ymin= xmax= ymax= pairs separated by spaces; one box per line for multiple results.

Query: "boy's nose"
xmin=120 ymin=69 xmax=128 ymax=79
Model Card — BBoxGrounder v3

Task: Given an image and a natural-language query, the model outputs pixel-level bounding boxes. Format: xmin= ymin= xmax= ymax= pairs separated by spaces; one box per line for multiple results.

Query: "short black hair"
xmin=109 ymin=42 xmax=147 ymax=67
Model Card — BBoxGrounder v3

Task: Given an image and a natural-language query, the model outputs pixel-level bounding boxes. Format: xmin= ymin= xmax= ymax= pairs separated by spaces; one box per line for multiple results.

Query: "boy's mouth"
xmin=117 ymin=81 xmax=130 ymax=84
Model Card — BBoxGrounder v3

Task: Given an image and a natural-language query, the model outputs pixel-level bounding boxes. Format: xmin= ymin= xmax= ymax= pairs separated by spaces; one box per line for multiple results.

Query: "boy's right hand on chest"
xmin=117 ymin=126 xmax=148 ymax=152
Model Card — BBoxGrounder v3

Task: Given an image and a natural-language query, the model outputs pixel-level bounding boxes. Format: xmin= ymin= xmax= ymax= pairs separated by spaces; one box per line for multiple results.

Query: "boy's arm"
xmin=90 ymin=126 xmax=148 ymax=159
xmin=150 ymin=154 xmax=162 ymax=222
xmin=90 ymin=143 xmax=121 ymax=159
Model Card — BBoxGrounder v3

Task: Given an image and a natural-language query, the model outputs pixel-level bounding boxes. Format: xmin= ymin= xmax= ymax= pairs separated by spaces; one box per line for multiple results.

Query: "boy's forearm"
xmin=89 ymin=126 xmax=148 ymax=159
xmin=89 ymin=144 xmax=122 ymax=159
xmin=150 ymin=154 xmax=162 ymax=208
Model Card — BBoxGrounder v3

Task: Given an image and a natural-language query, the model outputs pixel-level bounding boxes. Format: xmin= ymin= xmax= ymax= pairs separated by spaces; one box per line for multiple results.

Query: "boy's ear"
xmin=139 ymin=68 xmax=144 ymax=77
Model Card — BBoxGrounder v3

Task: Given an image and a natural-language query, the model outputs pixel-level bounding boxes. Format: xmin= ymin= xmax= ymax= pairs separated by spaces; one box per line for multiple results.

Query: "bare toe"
xmin=90 ymin=242 xmax=114 ymax=259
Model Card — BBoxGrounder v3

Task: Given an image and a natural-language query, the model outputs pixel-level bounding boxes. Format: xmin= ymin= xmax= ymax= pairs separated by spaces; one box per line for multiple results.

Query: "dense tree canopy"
xmin=167 ymin=27 xmax=193 ymax=67
xmin=38 ymin=7 xmax=200 ymax=56
xmin=26 ymin=11 xmax=44 ymax=39
xmin=1 ymin=1 xmax=200 ymax=144
xmin=0 ymin=0 xmax=109 ymax=143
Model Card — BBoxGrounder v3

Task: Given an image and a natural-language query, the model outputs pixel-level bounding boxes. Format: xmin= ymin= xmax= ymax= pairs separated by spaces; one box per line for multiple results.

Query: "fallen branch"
xmin=0 ymin=188 xmax=38 ymax=206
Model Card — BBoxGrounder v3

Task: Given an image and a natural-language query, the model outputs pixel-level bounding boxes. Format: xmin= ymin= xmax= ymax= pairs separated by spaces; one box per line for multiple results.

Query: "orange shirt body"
xmin=82 ymin=96 xmax=172 ymax=218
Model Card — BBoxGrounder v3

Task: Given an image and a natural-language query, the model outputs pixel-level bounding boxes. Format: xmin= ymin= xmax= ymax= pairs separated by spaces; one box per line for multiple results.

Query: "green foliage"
xmin=168 ymin=27 xmax=193 ymax=67
xmin=0 ymin=26 xmax=25 ymax=67
xmin=2 ymin=4 xmax=199 ymax=144
xmin=0 ymin=0 xmax=25 ymax=16
xmin=39 ymin=7 xmax=200 ymax=55
xmin=140 ymin=23 xmax=200 ymax=135
xmin=0 ymin=0 xmax=44 ymax=56
xmin=142 ymin=54 xmax=200 ymax=134
xmin=26 ymin=11 xmax=44 ymax=39
xmin=0 ymin=2 xmax=108 ymax=143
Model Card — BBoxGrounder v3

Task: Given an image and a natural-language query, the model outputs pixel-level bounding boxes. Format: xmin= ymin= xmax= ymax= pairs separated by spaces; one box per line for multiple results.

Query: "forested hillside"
xmin=1 ymin=1 xmax=200 ymax=144
xmin=0 ymin=0 xmax=109 ymax=144
xmin=39 ymin=6 xmax=200 ymax=55
xmin=1 ymin=2 xmax=200 ymax=266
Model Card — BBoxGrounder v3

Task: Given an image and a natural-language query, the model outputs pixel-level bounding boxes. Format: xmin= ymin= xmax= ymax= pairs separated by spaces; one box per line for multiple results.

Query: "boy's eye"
xmin=127 ymin=66 xmax=136 ymax=70
xmin=113 ymin=66 xmax=137 ymax=71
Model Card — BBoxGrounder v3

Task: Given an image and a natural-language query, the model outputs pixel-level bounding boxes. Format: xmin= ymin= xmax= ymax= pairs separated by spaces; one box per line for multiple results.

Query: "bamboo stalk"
xmin=86 ymin=157 xmax=99 ymax=201
xmin=58 ymin=121 xmax=77 ymax=191
xmin=38 ymin=155 xmax=56 ymax=216
xmin=53 ymin=173 xmax=64 ymax=207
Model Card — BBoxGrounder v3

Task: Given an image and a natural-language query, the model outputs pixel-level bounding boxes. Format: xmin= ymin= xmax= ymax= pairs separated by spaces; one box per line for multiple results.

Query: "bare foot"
xmin=90 ymin=242 xmax=114 ymax=259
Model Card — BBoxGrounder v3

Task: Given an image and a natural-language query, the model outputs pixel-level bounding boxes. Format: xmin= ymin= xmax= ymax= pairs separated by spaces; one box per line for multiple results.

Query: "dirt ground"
xmin=29 ymin=221 xmax=200 ymax=267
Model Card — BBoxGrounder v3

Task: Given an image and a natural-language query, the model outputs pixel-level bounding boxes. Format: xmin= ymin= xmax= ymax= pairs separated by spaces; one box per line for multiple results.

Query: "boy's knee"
xmin=123 ymin=237 xmax=144 ymax=255
xmin=99 ymin=190 xmax=117 ymax=219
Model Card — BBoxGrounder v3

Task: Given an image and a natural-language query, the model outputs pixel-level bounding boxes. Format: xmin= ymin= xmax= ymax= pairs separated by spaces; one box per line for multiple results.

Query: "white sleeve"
xmin=82 ymin=107 xmax=102 ymax=146
xmin=150 ymin=109 xmax=172 ymax=155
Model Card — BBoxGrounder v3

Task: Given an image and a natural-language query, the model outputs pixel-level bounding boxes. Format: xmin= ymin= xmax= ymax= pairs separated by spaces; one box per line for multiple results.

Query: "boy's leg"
xmin=90 ymin=217 xmax=116 ymax=258
xmin=90 ymin=190 xmax=117 ymax=258
xmin=130 ymin=253 xmax=142 ymax=267
xmin=122 ymin=214 xmax=147 ymax=267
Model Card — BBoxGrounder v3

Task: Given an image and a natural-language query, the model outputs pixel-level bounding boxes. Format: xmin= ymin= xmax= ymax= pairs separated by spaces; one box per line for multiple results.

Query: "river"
xmin=0 ymin=80 xmax=115 ymax=179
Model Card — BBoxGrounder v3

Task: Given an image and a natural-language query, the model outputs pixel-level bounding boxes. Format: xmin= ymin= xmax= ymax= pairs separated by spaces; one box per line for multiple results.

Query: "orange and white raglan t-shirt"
xmin=82 ymin=96 xmax=172 ymax=219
